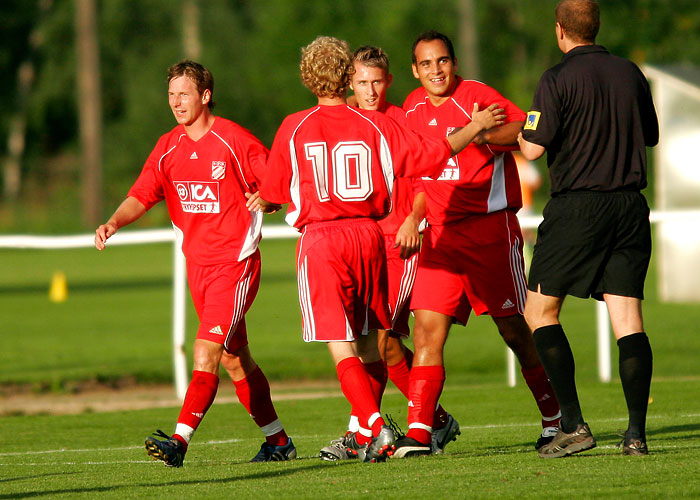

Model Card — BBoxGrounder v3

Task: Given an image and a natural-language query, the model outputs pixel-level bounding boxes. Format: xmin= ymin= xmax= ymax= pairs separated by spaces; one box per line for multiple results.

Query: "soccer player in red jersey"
xmin=318 ymin=45 xmax=459 ymax=461
xmin=94 ymin=61 xmax=294 ymax=467
xmin=393 ymin=31 xmax=562 ymax=458
xmin=252 ymin=36 xmax=504 ymax=462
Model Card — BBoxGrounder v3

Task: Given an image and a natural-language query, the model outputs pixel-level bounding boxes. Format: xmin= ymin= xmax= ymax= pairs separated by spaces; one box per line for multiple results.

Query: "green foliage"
xmin=3 ymin=1 xmax=699 ymax=232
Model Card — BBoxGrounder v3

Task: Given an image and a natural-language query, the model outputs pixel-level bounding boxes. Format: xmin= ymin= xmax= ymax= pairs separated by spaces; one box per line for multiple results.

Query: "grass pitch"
xmin=1 ymin=378 xmax=699 ymax=499
xmin=2 ymin=228 xmax=700 ymax=497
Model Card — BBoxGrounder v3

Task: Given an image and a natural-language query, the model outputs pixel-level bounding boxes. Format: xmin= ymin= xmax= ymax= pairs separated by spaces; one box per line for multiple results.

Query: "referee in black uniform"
xmin=518 ymin=0 xmax=659 ymax=458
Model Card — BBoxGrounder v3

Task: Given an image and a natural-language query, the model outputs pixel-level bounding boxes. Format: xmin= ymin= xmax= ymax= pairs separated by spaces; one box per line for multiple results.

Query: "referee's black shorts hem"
xmin=528 ymin=191 xmax=651 ymax=301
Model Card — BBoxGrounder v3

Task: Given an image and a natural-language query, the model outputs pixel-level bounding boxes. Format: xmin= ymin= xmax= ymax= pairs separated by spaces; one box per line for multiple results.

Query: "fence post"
xmin=172 ymin=242 xmax=188 ymax=399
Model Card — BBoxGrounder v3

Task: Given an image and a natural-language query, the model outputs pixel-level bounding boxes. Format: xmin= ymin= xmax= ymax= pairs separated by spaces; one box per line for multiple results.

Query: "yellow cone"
xmin=49 ymin=271 xmax=68 ymax=303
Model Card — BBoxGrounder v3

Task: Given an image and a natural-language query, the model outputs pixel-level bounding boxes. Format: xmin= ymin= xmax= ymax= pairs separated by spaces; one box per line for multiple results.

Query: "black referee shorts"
xmin=528 ymin=191 xmax=651 ymax=301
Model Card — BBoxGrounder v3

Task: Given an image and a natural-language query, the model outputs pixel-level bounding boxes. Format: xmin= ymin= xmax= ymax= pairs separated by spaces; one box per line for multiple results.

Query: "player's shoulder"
xmin=454 ymin=77 xmax=499 ymax=99
xmin=212 ymin=116 xmax=254 ymax=137
xmin=383 ymin=102 xmax=406 ymax=123
xmin=403 ymin=87 xmax=428 ymax=110
xmin=282 ymin=106 xmax=325 ymax=128
xmin=211 ymin=116 xmax=266 ymax=149
xmin=155 ymin=125 xmax=187 ymax=150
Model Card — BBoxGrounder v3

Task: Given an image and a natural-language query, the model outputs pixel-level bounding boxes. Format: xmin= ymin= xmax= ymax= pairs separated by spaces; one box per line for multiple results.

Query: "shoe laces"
xmin=152 ymin=429 xmax=173 ymax=441
xmin=385 ymin=414 xmax=406 ymax=440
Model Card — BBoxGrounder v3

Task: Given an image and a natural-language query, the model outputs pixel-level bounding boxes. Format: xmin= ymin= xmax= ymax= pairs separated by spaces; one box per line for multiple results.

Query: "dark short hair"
xmin=411 ymin=30 xmax=456 ymax=64
xmin=556 ymin=0 xmax=600 ymax=43
xmin=167 ymin=60 xmax=215 ymax=109
xmin=352 ymin=45 xmax=390 ymax=73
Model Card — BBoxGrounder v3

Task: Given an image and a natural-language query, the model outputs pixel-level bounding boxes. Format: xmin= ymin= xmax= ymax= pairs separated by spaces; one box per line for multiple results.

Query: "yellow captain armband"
xmin=524 ymin=111 xmax=541 ymax=131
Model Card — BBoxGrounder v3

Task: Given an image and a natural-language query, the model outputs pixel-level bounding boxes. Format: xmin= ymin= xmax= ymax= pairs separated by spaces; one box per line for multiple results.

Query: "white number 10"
xmin=304 ymin=141 xmax=373 ymax=202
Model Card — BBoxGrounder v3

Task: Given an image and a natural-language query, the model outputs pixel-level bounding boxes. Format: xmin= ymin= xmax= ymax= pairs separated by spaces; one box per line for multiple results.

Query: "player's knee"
xmin=384 ymin=337 xmax=405 ymax=365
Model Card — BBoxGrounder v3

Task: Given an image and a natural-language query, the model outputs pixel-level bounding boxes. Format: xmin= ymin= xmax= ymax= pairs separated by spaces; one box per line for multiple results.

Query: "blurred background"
xmin=2 ymin=0 xmax=700 ymax=233
xmin=2 ymin=0 xmax=700 ymax=397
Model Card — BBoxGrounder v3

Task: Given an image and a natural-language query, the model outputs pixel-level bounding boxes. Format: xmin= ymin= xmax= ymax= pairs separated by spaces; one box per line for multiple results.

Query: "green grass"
xmin=1 ymin=378 xmax=699 ymax=499
xmin=1 ymin=229 xmax=699 ymax=390
xmin=2 ymin=226 xmax=700 ymax=497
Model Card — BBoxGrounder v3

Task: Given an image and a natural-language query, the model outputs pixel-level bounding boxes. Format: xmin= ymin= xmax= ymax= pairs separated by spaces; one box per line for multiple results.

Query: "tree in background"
xmin=0 ymin=0 xmax=698 ymax=233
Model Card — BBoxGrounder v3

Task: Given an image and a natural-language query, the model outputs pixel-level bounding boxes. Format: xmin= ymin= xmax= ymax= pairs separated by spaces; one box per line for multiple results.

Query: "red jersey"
xmin=128 ymin=117 xmax=267 ymax=265
xmin=376 ymin=103 xmax=420 ymax=235
xmin=260 ymin=104 xmax=451 ymax=230
xmin=403 ymin=77 xmax=525 ymax=225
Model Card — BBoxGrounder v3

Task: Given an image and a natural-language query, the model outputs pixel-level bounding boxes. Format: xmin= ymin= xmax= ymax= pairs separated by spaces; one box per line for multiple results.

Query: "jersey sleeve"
xmin=521 ymin=69 xmax=561 ymax=148
xmin=378 ymin=114 xmax=452 ymax=179
xmin=259 ymin=119 xmax=294 ymax=205
xmin=637 ymin=68 xmax=659 ymax=147
xmin=127 ymin=137 xmax=167 ymax=210
xmin=241 ymin=130 xmax=270 ymax=189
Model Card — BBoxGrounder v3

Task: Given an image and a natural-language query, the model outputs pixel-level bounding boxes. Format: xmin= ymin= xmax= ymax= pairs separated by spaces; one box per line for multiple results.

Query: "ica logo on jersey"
xmin=174 ymin=181 xmax=220 ymax=213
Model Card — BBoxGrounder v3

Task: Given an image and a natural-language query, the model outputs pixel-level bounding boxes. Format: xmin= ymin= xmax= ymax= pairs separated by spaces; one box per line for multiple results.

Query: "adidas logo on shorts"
xmin=502 ymin=299 xmax=515 ymax=309
xmin=209 ymin=325 xmax=224 ymax=335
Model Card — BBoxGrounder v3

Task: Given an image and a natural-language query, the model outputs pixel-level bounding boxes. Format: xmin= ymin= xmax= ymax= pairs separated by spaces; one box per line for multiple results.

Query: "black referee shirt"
xmin=522 ymin=45 xmax=658 ymax=195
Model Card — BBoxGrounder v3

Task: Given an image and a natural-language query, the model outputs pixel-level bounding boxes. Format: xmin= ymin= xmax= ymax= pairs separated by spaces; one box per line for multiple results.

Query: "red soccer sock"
xmin=233 ymin=366 xmax=288 ymax=446
xmin=434 ymin=404 xmax=449 ymax=429
xmin=336 ymin=357 xmax=385 ymax=436
xmin=364 ymin=360 xmax=388 ymax=407
xmin=175 ymin=370 xmax=219 ymax=446
xmin=522 ymin=364 xmax=562 ymax=428
xmin=407 ymin=365 xmax=445 ymax=445
xmin=387 ymin=356 xmax=411 ymax=399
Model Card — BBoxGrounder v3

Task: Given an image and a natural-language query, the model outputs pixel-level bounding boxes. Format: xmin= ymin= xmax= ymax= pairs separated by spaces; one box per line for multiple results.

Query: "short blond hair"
xmin=352 ymin=45 xmax=390 ymax=74
xmin=300 ymin=36 xmax=354 ymax=98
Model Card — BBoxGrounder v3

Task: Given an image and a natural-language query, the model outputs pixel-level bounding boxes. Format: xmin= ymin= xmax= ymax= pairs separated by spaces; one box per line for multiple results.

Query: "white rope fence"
xmin=2 ymin=210 xmax=698 ymax=397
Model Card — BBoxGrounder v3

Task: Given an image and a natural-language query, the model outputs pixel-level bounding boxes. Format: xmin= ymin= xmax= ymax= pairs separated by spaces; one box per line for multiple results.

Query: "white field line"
xmin=2 ymin=413 xmax=698 ymax=461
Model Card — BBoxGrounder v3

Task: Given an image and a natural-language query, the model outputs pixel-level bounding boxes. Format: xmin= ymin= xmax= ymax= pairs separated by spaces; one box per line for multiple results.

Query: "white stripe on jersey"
xmin=207 ymin=130 xmax=262 ymax=260
xmin=487 ymin=153 xmax=508 ymax=213
xmin=448 ymin=99 xmax=509 ymax=215
xmin=157 ymin=136 xmax=184 ymax=171
xmin=344 ymin=106 xmax=396 ymax=205
xmin=296 ymin=236 xmax=316 ymax=342
xmin=404 ymin=99 xmax=427 ymax=118
xmin=392 ymin=252 xmax=418 ymax=326
xmin=504 ymin=211 xmax=527 ymax=314
xmin=285 ymin=108 xmax=322 ymax=228
xmin=211 ymin=130 xmax=251 ymax=192
xmin=224 ymin=257 xmax=252 ymax=349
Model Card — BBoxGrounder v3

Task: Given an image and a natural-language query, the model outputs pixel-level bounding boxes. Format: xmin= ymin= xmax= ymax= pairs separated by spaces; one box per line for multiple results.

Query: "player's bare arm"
xmin=517 ymin=131 xmax=546 ymax=161
xmin=395 ymin=192 xmax=426 ymax=259
xmin=446 ymin=103 xmax=505 ymax=155
xmin=473 ymin=120 xmax=525 ymax=146
xmin=94 ymin=196 xmax=147 ymax=250
xmin=245 ymin=191 xmax=281 ymax=214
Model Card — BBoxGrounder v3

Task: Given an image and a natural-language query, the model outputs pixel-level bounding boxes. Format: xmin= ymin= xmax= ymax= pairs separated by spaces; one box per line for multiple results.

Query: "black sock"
xmin=533 ymin=324 xmax=584 ymax=433
xmin=618 ymin=332 xmax=653 ymax=440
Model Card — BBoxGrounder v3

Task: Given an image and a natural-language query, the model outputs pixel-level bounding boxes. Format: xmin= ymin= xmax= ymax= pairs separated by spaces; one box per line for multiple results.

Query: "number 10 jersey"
xmin=260 ymin=104 xmax=452 ymax=230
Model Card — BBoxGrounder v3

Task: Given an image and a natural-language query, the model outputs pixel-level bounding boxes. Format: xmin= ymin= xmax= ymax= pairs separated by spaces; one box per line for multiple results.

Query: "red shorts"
xmin=410 ymin=210 xmax=527 ymax=324
xmin=384 ymin=234 xmax=419 ymax=337
xmin=297 ymin=218 xmax=390 ymax=342
xmin=187 ymin=249 xmax=261 ymax=353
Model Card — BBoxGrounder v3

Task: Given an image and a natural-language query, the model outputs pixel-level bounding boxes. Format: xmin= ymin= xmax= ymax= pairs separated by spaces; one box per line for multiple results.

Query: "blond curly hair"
xmin=300 ymin=36 xmax=354 ymax=98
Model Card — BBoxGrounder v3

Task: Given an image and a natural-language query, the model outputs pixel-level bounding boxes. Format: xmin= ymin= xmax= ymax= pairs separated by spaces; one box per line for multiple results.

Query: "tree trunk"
xmin=75 ymin=0 xmax=103 ymax=227
xmin=183 ymin=0 xmax=201 ymax=60
xmin=457 ymin=0 xmax=480 ymax=80
xmin=4 ymin=62 xmax=33 ymax=200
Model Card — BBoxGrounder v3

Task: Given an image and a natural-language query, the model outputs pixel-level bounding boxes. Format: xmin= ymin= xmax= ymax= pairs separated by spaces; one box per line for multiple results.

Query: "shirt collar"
xmin=562 ymin=44 xmax=609 ymax=62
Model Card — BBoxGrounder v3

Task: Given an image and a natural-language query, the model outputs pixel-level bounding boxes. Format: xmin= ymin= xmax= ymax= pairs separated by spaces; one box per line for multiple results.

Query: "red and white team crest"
xmin=174 ymin=181 xmax=221 ymax=213
xmin=211 ymin=161 xmax=226 ymax=180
